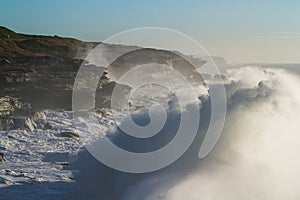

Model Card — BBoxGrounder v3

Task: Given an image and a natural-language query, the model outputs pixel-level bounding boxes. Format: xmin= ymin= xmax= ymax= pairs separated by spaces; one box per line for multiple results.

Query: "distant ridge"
xmin=0 ymin=26 xmax=97 ymax=58
xmin=0 ymin=26 xmax=26 ymax=39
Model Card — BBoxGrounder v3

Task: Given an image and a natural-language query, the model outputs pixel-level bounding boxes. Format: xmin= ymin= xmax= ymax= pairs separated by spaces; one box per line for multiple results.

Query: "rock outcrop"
xmin=0 ymin=96 xmax=29 ymax=116
xmin=0 ymin=96 xmax=40 ymax=131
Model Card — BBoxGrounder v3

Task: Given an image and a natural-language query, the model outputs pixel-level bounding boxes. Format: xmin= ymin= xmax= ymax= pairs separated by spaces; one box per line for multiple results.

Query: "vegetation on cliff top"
xmin=0 ymin=26 xmax=97 ymax=58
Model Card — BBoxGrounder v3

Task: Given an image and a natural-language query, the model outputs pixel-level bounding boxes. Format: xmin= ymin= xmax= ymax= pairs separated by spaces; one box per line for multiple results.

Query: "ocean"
xmin=1 ymin=64 xmax=300 ymax=199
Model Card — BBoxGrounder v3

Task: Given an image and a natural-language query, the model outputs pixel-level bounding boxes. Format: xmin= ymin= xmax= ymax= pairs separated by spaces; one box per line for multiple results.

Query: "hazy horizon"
xmin=1 ymin=0 xmax=300 ymax=64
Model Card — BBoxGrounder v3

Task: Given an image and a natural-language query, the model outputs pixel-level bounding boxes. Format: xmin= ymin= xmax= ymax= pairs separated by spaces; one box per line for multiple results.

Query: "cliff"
xmin=0 ymin=26 xmax=207 ymax=111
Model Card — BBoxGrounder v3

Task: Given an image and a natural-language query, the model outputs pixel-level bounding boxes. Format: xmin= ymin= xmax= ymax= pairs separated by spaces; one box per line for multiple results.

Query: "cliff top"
xmin=0 ymin=26 xmax=97 ymax=58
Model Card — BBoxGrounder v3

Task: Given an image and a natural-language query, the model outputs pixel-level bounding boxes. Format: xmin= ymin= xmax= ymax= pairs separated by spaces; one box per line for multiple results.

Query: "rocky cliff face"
xmin=0 ymin=27 xmax=208 ymax=111
xmin=0 ymin=27 xmax=210 ymax=131
xmin=0 ymin=26 xmax=99 ymax=110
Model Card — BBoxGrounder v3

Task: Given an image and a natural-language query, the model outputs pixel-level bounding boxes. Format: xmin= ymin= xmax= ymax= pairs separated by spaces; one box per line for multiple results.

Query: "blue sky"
xmin=1 ymin=0 xmax=300 ymax=63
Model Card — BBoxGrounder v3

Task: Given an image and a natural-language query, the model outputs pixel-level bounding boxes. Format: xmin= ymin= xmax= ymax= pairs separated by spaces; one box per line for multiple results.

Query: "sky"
xmin=1 ymin=0 xmax=300 ymax=63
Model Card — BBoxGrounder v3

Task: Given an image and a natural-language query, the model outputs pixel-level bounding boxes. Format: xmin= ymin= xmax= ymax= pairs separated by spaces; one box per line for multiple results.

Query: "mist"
xmin=69 ymin=66 xmax=300 ymax=200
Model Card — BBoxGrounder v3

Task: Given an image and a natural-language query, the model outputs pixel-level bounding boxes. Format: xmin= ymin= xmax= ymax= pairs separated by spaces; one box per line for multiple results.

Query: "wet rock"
xmin=55 ymin=162 xmax=69 ymax=167
xmin=43 ymin=122 xmax=58 ymax=130
xmin=0 ymin=96 xmax=31 ymax=117
xmin=0 ymin=96 xmax=23 ymax=116
xmin=0 ymin=118 xmax=15 ymax=130
xmin=0 ymin=116 xmax=36 ymax=131
xmin=60 ymin=131 xmax=80 ymax=138
xmin=7 ymin=135 xmax=15 ymax=139
xmin=0 ymin=152 xmax=6 ymax=162
xmin=10 ymin=117 xmax=37 ymax=131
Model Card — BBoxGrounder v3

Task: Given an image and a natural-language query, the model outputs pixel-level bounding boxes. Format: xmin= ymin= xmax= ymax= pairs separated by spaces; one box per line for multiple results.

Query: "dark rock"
xmin=11 ymin=117 xmax=36 ymax=131
xmin=43 ymin=122 xmax=57 ymax=130
xmin=0 ymin=116 xmax=37 ymax=131
xmin=55 ymin=162 xmax=69 ymax=167
xmin=0 ymin=118 xmax=15 ymax=130
xmin=0 ymin=152 xmax=6 ymax=162
xmin=7 ymin=135 xmax=15 ymax=139
xmin=60 ymin=131 xmax=80 ymax=138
